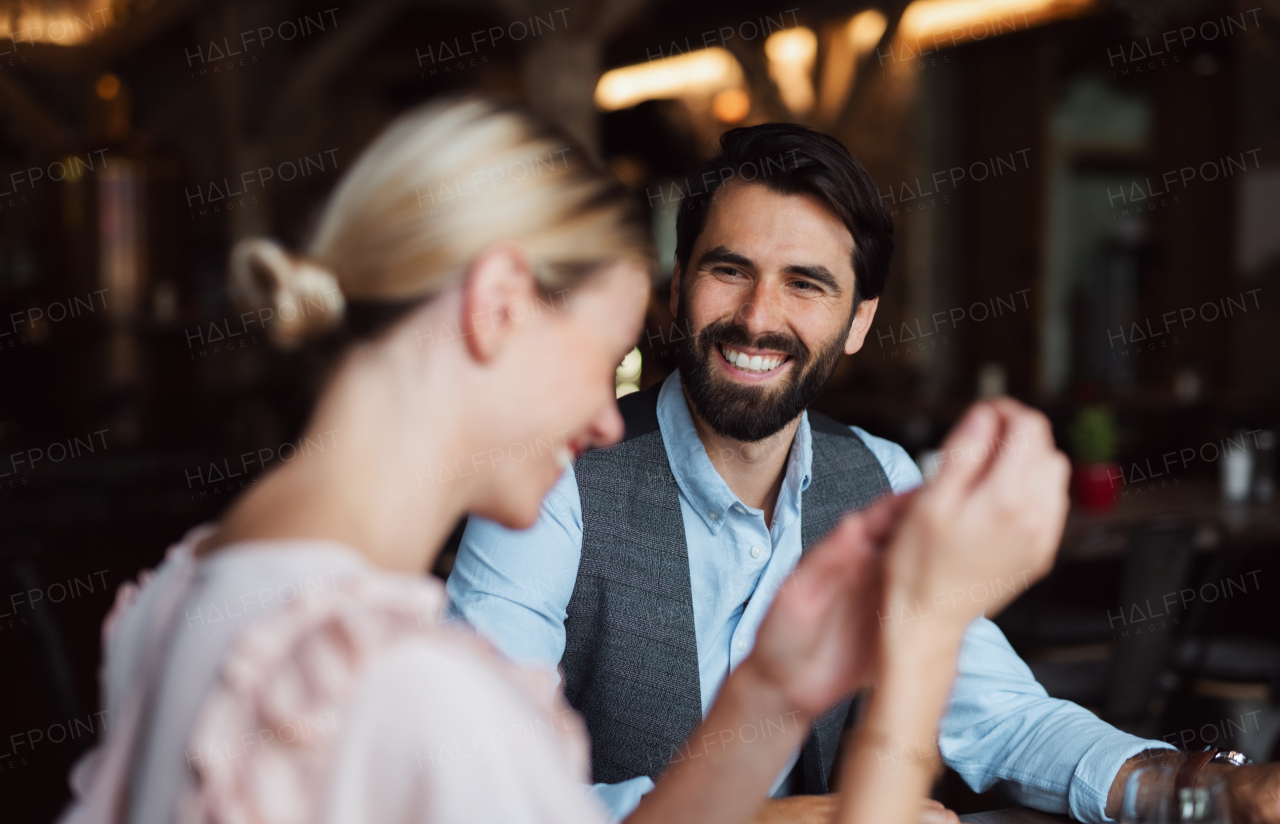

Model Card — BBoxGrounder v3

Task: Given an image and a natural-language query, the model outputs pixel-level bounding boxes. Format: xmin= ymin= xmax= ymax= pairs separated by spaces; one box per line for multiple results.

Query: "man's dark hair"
xmin=673 ymin=123 xmax=894 ymax=304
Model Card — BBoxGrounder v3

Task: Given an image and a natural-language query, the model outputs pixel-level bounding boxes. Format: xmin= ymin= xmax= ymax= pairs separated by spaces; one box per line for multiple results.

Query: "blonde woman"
xmin=60 ymin=96 xmax=1068 ymax=824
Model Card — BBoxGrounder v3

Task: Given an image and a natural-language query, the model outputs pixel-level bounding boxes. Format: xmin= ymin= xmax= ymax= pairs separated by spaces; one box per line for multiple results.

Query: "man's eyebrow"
xmin=698 ymin=246 xmax=846 ymax=295
xmin=784 ymin=264 xmax=843 ymax=295
xmin=697 ymin=246 xmax=754 ymax=270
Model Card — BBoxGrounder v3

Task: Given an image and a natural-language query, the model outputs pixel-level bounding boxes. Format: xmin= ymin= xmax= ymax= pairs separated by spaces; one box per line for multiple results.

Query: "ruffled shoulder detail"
xmin=101 ymin=526 xmax=210 ymax=648
xmin=179 ymin=566 xmax=585 ymax=824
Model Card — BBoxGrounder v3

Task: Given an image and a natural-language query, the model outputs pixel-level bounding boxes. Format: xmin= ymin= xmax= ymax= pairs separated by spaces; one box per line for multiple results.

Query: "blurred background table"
xmin=1061 ymin=477 xmax=1280 ymax=561
xmin=993 ymin=472 xmax=1280 ymax=766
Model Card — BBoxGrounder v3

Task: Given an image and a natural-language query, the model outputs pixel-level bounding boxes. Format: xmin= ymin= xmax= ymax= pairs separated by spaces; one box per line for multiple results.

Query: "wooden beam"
xmin=0 ymin=72 xmax=67 ymax=152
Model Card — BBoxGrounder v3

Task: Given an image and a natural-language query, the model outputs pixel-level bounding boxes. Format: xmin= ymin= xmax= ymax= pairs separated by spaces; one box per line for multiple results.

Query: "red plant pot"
xmin=1073 ymin=462 xmax=1120 ymax=511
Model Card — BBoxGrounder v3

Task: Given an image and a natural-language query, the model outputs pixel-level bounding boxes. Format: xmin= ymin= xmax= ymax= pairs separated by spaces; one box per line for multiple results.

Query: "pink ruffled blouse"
xmin=60 ymin=527 xmax=606 ymax=824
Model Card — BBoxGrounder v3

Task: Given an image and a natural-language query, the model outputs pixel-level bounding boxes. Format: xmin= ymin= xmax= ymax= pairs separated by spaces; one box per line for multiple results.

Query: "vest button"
xmin=750 ymin=544 xmax=763 ymax=558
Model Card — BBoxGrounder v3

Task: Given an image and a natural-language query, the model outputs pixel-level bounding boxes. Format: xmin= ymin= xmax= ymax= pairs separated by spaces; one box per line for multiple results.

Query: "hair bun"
xmin=229 ymin=238 xmax=346 ymax=349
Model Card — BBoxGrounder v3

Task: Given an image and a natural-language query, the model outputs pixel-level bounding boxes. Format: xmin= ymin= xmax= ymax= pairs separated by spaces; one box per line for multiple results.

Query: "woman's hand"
xmin=745 ymin=397 xmax=1069 ymax=718
xmin=881 ymin=398 xmax=1070 ymax=641
xmin=629 ymin=503 xmax=906 ymax=824
xmin=835 ymin=399 xmax=1070 ymax=824
xmin=744 ymin=492 xmax=907 ymax=719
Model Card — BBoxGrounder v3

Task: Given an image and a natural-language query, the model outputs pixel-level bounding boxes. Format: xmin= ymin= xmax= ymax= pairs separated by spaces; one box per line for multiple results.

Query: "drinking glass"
xmin=1121 ymin=764 xmax=1231 ymax=824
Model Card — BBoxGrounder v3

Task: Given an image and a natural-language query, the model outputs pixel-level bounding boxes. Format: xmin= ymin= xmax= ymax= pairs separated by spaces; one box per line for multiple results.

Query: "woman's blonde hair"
xmin=231 ymin=96 xmax=654 ymax=348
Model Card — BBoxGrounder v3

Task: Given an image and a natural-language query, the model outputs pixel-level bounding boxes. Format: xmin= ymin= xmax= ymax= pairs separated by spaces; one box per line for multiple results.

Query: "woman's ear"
xmin=460 ymin=245 xmax=538 ymax=363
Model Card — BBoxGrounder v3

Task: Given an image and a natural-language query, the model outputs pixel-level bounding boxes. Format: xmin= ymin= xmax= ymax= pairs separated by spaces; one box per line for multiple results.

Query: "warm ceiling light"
xmin=711 ymin=88 xmax=751 ymax=122
xmin=849 ymin=9 xmax=889 ymax=53
xmin=765 ymin=26 xmax=818 ymax=115
xmin=595 ymin=48 xmax=745 ymax=111
xmin=817 ymin=10 xmax=888 ymax=123
xmin=96 ymin=73 xmax=121 ymax=101
xmin=897 ymin=0 xmax=1094 ymax=46
xmin=0 ymin=6 xmax=117 ymax=46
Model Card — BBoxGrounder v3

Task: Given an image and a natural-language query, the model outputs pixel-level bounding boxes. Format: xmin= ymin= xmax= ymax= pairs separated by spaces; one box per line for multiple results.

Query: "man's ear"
xmin=844 ymin=296 xmax=880 ymax=355
xmin=460 ymin=245 xmax=537 ymax=363
xmin=668 ymin=262 xmax=682 ymax=318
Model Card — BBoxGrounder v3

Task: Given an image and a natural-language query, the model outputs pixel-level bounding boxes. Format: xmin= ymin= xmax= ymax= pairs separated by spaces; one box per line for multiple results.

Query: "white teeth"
xmin=721 ymin=345 xmax=785 ymax=373
xmin=555 ymin=447 xmax=573 ymax=470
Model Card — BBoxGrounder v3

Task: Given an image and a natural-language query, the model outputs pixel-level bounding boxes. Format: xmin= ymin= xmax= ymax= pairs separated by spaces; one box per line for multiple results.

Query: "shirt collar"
xmin=655 ymin=370 xmax=813 ymax=534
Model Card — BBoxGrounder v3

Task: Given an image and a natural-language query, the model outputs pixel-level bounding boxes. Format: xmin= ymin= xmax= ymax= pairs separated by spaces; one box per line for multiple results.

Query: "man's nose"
xmin=735 ymin=281 xmax=786 ymax=337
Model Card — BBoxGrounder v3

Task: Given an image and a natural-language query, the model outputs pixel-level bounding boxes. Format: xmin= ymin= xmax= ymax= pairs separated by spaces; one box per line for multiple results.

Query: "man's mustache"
xmin=700 ymin=321 xmax=810 ymax=364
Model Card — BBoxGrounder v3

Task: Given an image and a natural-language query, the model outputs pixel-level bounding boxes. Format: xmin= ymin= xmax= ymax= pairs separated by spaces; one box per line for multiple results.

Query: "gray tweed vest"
xmin=561 ymin=382 xmax=891 ymax=793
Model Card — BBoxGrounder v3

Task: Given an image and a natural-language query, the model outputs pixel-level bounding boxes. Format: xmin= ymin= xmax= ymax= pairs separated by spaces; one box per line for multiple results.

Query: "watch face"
xmin=1214 ymin=751 xmax=1252 ymax=767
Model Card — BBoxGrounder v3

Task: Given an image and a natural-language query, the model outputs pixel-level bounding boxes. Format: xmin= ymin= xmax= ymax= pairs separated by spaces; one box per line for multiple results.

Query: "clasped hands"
xmin=747 ymin=397 xmax=1069 ymax=721
xmin=629 ymin=399 xmax=1071 ymax=824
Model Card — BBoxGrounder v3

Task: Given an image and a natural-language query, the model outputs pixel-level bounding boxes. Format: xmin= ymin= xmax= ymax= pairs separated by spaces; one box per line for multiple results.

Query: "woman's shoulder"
xmin=185 ymin=560 xmax=600 ymax=824
xmin=98 ymin=525 xmax=213 ymax=714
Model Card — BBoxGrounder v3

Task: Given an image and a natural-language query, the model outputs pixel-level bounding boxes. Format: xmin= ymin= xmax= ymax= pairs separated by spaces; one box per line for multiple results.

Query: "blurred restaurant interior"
xmin=1 ymin=0 xmax=1279 ymax=818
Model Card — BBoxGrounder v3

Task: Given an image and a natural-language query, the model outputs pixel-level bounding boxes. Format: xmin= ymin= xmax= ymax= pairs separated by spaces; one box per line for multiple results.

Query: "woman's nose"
xmin=588 ymin=397 xmax=626 ymax=449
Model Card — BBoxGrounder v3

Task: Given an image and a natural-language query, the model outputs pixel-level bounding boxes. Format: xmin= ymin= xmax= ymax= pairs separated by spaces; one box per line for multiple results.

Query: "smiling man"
xmin=445 ymin=123 xmax=1252 ymax=824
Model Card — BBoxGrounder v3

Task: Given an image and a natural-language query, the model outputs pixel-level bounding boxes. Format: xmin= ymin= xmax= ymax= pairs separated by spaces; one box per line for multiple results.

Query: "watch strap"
xmin=1177 ymin=747 xmax=1218 ymax=792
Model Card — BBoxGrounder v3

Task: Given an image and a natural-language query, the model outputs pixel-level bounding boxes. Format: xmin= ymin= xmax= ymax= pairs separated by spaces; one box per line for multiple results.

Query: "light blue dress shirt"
xmin=446 ymin=371 xmax=1171 ymax=823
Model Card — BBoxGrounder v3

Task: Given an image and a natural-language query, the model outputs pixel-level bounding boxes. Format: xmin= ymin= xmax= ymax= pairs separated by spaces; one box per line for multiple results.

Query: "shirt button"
xmin=750 ymin=544 xmax=763 ymax=558
xmin=736 ymin=638 xmax=747 ymax=652
xmin=708 ymin=510 xmax=719 ymax=521
xmin=733 ymin=504 xmax=745 ymax=514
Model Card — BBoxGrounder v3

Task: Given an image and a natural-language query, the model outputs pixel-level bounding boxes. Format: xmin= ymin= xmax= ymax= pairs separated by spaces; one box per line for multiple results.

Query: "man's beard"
xmin=674 ymin=304 xmax=847 ymax=443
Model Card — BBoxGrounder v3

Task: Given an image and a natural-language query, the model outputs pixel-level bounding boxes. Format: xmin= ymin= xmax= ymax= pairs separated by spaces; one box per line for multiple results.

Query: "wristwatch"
xmin=1177 ymin=746 xmax=1253 ymax=791
xmin=1211 ymin=749 xmax=1252 ymax=768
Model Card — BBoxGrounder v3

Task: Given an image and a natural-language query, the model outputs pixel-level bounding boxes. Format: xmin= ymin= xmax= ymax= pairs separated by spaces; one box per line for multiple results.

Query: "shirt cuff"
xmin=590 ymin=775 xmax=655 ymax=823
xmin=1068 ymin=733 xmax=1176 ymax=824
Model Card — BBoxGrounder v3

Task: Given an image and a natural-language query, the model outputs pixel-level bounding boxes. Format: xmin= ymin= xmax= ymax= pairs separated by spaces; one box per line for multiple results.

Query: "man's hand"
xmin=750 ymin=795 xmax=958 ymax=824
xmin=1222 ymin=763 xmax=1280 ymax=824
xmin=1106 ymin=751 xmax=1280 ymax=824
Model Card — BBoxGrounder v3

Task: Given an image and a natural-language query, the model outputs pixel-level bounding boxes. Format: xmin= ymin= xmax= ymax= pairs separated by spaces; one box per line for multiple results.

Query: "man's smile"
xmin=716 ymin=343 xmax=794 ymax=381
